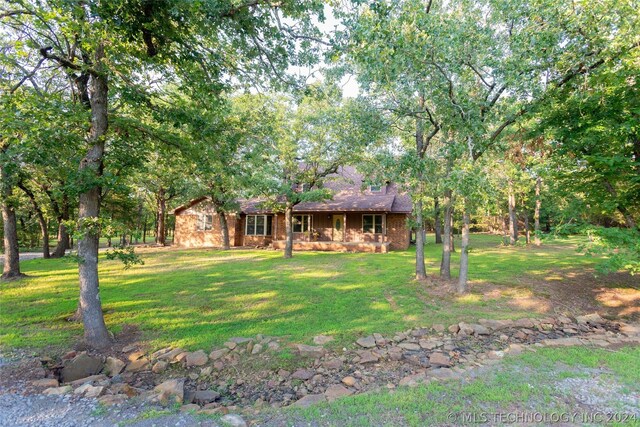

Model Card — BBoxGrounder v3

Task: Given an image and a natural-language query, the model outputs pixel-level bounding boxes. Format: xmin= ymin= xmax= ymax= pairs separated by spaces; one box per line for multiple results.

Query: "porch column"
xmin=383 ymin=213 xmax=387 ymax=243
xmin=343 ymin=213 xmax=347 ymax=242
xmin=274 ymin=213 xmax=278 ymax=241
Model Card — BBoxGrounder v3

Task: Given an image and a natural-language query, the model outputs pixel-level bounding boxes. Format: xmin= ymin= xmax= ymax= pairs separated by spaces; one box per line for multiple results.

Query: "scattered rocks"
xmin=43 ymin=386 xmax=72 ymax=396
xmin=356 ymin=336 xmax=377 ymax=348
xmin=31 ymin=378 xmax=59 ymax=388
xmin=60 ymin=352 xmax=104 ymax=383
xmin=398 ymin=342 xmax=421 ymax=351
xmin=193 ymin=390 xmax=220 ymax=404
xmin=125 ymin=358 xmax=150 ymax=372
xmin=576 ymin=313 xmax=604 ymax=325
xmin=209 ymin=348 xmax=230 ymax=360
xmin=291 ymin=369 xmax=315 ymax=380
xmin=429 ymin=352 xmax=452 ymax=367
xmin=185 ymin=350 xmax=208 ymax=367
xmin=220 ymin=414 xmax=248 ymax=427
xmin=104 ymin=356 xmax=125 ymax=376
xmin=313 ymin=335 xmax=334 ymax=345
xmin=154 ymin=378 xmax=185 ymax=404
xmin=293 ymin=393 xmax=326 ymax=407
xmin=296 ymin=344 xmax=326 ymax=358
xmin=251 ymin=343 xmax=264 ymax=355
xmin=356 ymin=350 xmax=379 ymax=364
xmin=448 ymin=324 xmax=460 ymax=334
xmin=74 ymin=383 xmax=105 ymax=398
xmin=152 ymin=360 xmax=168 ymax=374
xmin=324 ymin=384 xmax=353 ymax=401
xmin=323 ymin=358 xmax=343 ymax=370
xmin=341 ymin=376 xmax=356 ymax=387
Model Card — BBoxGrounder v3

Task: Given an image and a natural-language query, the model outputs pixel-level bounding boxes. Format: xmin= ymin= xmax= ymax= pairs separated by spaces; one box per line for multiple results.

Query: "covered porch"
xmin=271 ymin=240 xmax=390 ymax=253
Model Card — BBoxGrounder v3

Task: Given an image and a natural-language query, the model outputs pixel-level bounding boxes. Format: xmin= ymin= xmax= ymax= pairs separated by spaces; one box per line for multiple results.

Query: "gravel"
xmin=0 ymin=393 xmax=220 ymax=427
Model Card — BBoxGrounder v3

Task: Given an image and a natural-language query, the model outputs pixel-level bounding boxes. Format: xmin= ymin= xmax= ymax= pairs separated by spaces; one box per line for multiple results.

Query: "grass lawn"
xmin=266 ymin=345 xmax=640 ymax=426
xmin=0 ymin=234 xmax=636 ymax=353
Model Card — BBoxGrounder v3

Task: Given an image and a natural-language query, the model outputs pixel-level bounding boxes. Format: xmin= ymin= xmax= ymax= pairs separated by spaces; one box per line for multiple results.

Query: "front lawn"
xmin=0 ymin=234 xmax=636 ymax=352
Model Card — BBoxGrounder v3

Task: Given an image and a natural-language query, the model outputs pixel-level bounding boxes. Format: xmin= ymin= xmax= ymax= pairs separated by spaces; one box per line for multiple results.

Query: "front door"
xmin=332 ymin=215 xmax=344 ymax=241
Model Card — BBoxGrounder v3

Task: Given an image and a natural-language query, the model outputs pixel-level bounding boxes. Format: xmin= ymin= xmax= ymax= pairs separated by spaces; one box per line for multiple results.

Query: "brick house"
xmin=172 ymin=166 xmax=412 ymax=252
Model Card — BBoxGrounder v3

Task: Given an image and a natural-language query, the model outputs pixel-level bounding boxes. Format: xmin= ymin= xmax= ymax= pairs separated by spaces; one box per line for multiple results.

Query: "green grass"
xmin=272 ymin=346 xmax=640 ymax=426
xmin=0 ymin=234 xmax=624 ymax=352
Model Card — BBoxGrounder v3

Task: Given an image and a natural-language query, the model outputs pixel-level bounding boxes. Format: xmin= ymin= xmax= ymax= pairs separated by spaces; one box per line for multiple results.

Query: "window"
xmin=246 ymin=215 xmax=273 ymax=236
xmin=369 ymin=184 xmax=382 ymax=192
xmin=197 ymin=214 xmax=213 ymax=231
xmin=363 ymin=214 xmax=384 ymax=234
xmin=293 ymin=215 xmax=311 ymax=233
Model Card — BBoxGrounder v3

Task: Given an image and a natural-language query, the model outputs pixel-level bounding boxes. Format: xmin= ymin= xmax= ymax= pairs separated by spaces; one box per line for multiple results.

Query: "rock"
xmin=323 ymin=358 xmax=343 ymax=370
xmin=224 ymin=342 xmax=237 ymax=350
xmin=542 ymin=337 xmax=582 ymax=347
xmin=619 ymin=323 xmax=640 ymax=336
xmin=356 ymin=336 xmax=377 ymax=348
xmin=122 ymin=344 xmax=138 ymax=353
xmin=209 ymin=348 xmax=230 ymax=360
xmin=411 ymin=328 xmax=429 ymax=337
xmin=576 ymin=313 xmax=604 ymax=325
xmin=220 ymin=414 xmax=248 ymax=427
xmin=193 ymin=390 xmax=220 ymax=404
xmin=151 ymin=347 xmax=173 ymax=359
xmin=507 ymin=344 xmax=524 ymax=355
xmin=419 ymin=339 xmax=440 ymax=350
xmin=110 ymin=383 xmax=138 ymax=397
xmin=487 ymin=350 xmax=504 ymax=359
xmin=180 ymin=404 xmax=200 ymax=412
xmin=432 ymin=324 xmax=445 ymax=333
xmin=428 ymin=368 xmax=457 ymax=380
xmin=448 ymin=324 xmax=460 ymax=334
xmin=357 ymin=350 xmax=379 ymax=364
xmin=104 ymin=357 xmax=126 ymax=377
xmin=399 ymin=372 xmax=427 ymax=387
xmin=341 ymin=376 xmax=356 ymax=387
xmin=125 ymin=358 xmax=150 ymax=372
xmin=127 ymin=350 xmax=145 ymax=362
xmin=43 ymin=386 xmax=72 ymax=395
xmin=292 ymin=369 xmax=315 ymax=380
xmin=313 ymin=335 xmax=334 ymax=345
xmin=154 ymin=378 xmax=185 ymax=403
xmin=293 ymin=394 xmax=326 ymax=407
xmin=251 ymin=343 xmax=264 ymax=355
xmin=32 ymin=378 xmax=59 ymax=388
xmin=388 ymin=347 xmax=403 ymax=361
xmin=267 ymin=341 xmax=280 ymax=351
xmin=228 ymin=337 xmax=252 ymax=345
xmin=324 ymin=384 xmax=353 ymax=401
xmin=478 ymin=319 xmax=510 ymax=330
xmin=98 ymin=394 xmax=128 ymax=406
xmin=296 ymin=344 xmax=326 ymax=358
xmin=157 ymin=348 xmax=184 ymax=362
xmin=186 ymin=350 xmax=208 ymax=367
xmin=398 ymin=342 xmax=421 ymax=351
xmin=201 ymin=366 xmax=213 ymax=376
xmin=61 ymin=353 xmax=104 ymax=383
xmin=74 ymin=384 xmax=105 ymax=398
xmin=514 ymin=318 xmax=535 ymax=328
xmin=152 ymin=360 xmax=168 ymax=374
xmin=69 ymin=374 xmax=108 ymax=387
xmin=429 ymin=352 xmax=452 ymax=367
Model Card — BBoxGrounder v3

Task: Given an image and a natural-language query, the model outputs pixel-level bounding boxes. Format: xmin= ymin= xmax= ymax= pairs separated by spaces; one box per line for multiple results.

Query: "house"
xmin=172 ymin=166 xmax=412 ymax=253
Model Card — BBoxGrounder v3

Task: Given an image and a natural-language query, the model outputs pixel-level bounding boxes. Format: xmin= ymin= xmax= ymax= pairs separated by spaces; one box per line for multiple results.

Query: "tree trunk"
xmin=524 ymin=212 xmax=530 ymax=244
xmin=155 ymin=187 xmax=166 ymax=245
xmin=415 ymin=200 xmax=427 ymax=280
xmin=508 ymin=182 xmax=518 ymax=245
xmin=440 ymin=188 xmax=452 ymax=279
xmin=216 ymin=205 xmax=230 ymax=250
xmin=77 ymin=44 xmax=112 ymax=349
xmin=457 ymin=200 xmax=470 ymax=293
xmin=534 ymin=177 xmax=541 ymax=246
xmin=142 ymin=216 xmax=147 ymax=243
xmin=284 ymin=204 xmax=293 ymax=259
xmin=18 ymin=182 xmax=50 ymax=258
xmin=434 ymin=196 xmax=442 ymax=244
xmin=449 ymin=206 xmax=455 ymax=253
xmin=1 ymin=163 xmax=23 ymax=280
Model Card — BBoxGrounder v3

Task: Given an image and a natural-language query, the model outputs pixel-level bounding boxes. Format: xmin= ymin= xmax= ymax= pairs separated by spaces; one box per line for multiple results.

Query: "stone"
xmin=109 ymin=383 xmax=138 ymax=397
xmin=507 ymin=344 xmax=524 ymax=355
xmin=180 ymin=404 xmax=200 ymax=412
xmin=193 ymin=390 xmax=220 ymax=404
xmin=292 ymin=369 xmax=315 ymax=380
xmin=487 ymin=350 xmax=504 ymax=359
xmin=576 ymin=313 xmax=604 ymax=324
xmin=157 ymin=348 xmax=184 ymax=361
xmin=341 ymin=376 xmax=356 ymax=387
xmin=514 ymin=318 xmax=535 ymax=328
xmin=432 ymin=324 xmax=446 ymax=333
xmin=220 ymin=414 xmax=248 ymax=427
xmin=127 ymin=350 xmax=145 ymax=362
xmin=125 ymin=358 xmax=150 ymax=372
xmin=411 ymin=328 xmax=429 ymax=337
xmin=296 ymin=344 xmax=326 ymax=358
xmin=313 ymin=335 xmax=334 ymax=345
xmin=458 ymin=323 xmax=475 ymax=335
xmin=357 ymin=350 xmax=379 ymax=364
xmin=478 ymin=319 xmax=512 ymax=330
xmin=267 ymin=341 xmax=280 ymax=351
xmin=419 ymin=339 xmax=440 ymax=350
xmin=32 ymin=378 xmax=59 ymax=388
xmin=470 ymin=324 xmax=490 ymax=335
xmin=104 ymin=357 xmax=126 ymax=377
xmin=228 ymin=337 xmax=252 ymax=345
xmin=356 ymin=336 xmax=376 ymax=348
xmin=427 ymin=368 xmax=457 ymax=380
xmin=61 ymin=353 xmax=104 ymax=383
xmin=152 ymin=361 xmax=168 ymax=374
xmin=448 ymin=324 xmax=460 ymax=334
xmin=293 ymin=394 xmax=326 ymax=407
xmin=388 ymin=347 xmax=403 ymax=361
xmin=542 ymin=337 xmax=582 ymax=347
xmin=200 ymin=366 xmax=213 ymax=376
xmin=209 ymin=348 xmax=229 ymax=360
xmin=399 ymin=372 xmax=427 ymax=387
xmin=514 ymin=330 xmax=528 ymax=340
xmin=251 ymin=343 xmax=264 ymax=355
xmin=398 ymin=342 xmax=421 ymax=351
xmin=69 ymin=374 xmax=107 ymax=387
xmin=151 ymin=347 xmax=173 ymax=359
xmin=98 ymin=395 xmax=128 ymax=406
xmin=74 ymin=383 xmax=105 ymax=398
xmin=619 ymin=323 xmax=640 ymax=336
xmin=324 ymin=384 xmax=353 ymax=401
xmin=43 ymin=386 xmax=72 ymax=395
xmin=323 ymin=358 xmax=343 ymax=370
xmin=154 ymin=378 xmax=185 ymax=403
xmin=186 ymin=350 xmax=208 ymax=367
xmin=429 ymin=352 xmax=452 ymax=367
xmin=224 ymin=342 xmax=237 ymax=350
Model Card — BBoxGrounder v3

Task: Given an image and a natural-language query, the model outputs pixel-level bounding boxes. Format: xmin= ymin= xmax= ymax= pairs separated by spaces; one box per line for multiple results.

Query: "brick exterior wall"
xmin=386 ymin=213 xmax=410 ymax=250
xmin=174 ymin=212 xmax=237 ymax=248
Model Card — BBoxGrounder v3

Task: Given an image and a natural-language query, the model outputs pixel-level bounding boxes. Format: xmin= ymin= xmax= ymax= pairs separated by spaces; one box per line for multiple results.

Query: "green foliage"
xmin=105 ymin=246 xmax=144 ymax=270
xmin=579 ymin=227 xmax=640 ymax=275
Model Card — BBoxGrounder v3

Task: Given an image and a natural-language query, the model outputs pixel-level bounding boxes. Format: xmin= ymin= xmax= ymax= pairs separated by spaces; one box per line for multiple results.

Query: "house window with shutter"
xmin=245 ymin=215 xmax=273 ymax=236
xmin=293 ymin=215 xmax=311 ymax=233
xmin=197 ymin=214 xmax=213 ymax=231
xmin=362 ymin=214 xmax=384 ymax=234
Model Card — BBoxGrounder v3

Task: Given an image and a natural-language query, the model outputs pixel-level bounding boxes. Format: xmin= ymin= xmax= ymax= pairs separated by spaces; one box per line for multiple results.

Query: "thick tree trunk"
xmin=77 ymin=44 xmax=111 ymax=349
xmin=1 ymin=164 xmax=23 ymax=280
xmin=216 ymin=206 xmax=230 ymax=250
xmin=440 ymin=188 xmax=452 ymax=279
xmin=524 ymin=212 xmax=530 ymax=245
xmin=434 ymin=196 xmax=442 ymax=244
xmin=508 ymin=183 xmax=518 ymax=245
xmin=284 ymin=204 xmax=293 ymax=259
xmin=457 ymin=201 xmax=470 ymax=293
xmin=415 ymin=200 xmax=427 ymax=280
xmin=155 ymin=188 xmax=167 ymax=246
xmin=534 ymin=177 xmax=541 ymax=246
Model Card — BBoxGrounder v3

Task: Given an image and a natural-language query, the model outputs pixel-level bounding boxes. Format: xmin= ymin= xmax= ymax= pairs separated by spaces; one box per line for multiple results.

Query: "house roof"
xmin=172 ymin=166 xmax=413 ymax=215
